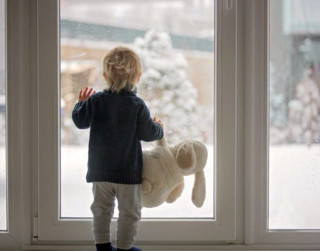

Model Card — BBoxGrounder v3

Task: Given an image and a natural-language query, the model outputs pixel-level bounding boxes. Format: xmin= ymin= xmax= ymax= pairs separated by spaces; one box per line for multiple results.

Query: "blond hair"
xmin=103 ymin=46 xmax=142 ymax=93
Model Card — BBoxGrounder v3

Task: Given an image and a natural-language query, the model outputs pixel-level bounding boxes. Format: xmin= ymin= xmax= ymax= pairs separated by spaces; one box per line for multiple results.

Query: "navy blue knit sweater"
xmin=72 ymin=89 xmax=163 ymax=184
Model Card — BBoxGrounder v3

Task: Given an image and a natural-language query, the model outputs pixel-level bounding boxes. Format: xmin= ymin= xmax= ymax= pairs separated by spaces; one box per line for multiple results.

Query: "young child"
xmin=72 ymin=46 xmax=164 ymax=251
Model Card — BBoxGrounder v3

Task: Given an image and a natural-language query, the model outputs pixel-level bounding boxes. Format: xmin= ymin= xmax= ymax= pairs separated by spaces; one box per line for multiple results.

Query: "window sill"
xmin=23 ymin=244 xmax=320 ymax=251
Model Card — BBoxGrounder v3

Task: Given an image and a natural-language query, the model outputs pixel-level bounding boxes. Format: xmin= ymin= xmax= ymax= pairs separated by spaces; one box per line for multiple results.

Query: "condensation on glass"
xmin=0 ymin=0 xmax=7 ymax=231
xmin=60 ymin=0 xmax=214 ymax=218
xmin=269 ymin=0 xmax=320 ymax=229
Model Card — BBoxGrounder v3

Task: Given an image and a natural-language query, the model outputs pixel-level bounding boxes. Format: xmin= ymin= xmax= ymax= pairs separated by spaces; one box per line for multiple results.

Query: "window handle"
xmin=227 ymin=0 xmax=232 ymax=9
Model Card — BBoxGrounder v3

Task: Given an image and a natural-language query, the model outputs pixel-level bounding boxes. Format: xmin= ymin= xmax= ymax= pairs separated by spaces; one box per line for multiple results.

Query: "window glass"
xmin=60 ymin=0 xmax=214 ymax=218
xmin=269 ymin=0 xmax=320 ymax=229
xmin=0 ymin=0 xmax=6 ymax=231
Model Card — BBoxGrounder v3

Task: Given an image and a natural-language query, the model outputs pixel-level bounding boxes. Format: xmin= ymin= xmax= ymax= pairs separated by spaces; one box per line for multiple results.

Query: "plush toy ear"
xmin=176 ymin=142 xmax=196 ymax=171
xmin=192 ymin=170 xmax=206 ymax=207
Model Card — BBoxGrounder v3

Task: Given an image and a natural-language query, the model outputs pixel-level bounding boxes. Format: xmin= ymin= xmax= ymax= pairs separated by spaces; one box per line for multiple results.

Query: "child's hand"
xmin=78 ymin=87 xmax=96 ymax=102
xmin=153 ymin=117 xmax=164 ymax=129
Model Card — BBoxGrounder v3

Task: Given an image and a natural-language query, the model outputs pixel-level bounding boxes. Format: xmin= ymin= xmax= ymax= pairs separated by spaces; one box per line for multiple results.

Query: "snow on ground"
xmin=269 ymin=145 xmax=320 ymax=229
xmin=60 ymin=145 xmax=214 ymax=218
xmin=2 ymin=145 xmax=320 ymax=229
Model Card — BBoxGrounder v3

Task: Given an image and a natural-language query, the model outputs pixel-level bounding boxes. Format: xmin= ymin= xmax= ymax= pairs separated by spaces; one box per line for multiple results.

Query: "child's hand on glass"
xmin=78 ymin=87 xmax=96 ymax=102
xmin=153 ymin=117 xmax=164 ymax=129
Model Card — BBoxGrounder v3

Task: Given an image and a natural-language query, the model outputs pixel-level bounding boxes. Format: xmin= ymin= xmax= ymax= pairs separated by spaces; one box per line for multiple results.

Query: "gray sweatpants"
xmin=90 ymin=182 xmax=142 ymax=249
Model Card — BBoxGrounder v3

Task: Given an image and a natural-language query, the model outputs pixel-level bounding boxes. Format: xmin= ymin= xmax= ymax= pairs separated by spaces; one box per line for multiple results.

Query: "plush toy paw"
xmin=141 ymin=179 xmax=152 ymax=194
xmin=166 ymin=182 xmax=184 ymax=203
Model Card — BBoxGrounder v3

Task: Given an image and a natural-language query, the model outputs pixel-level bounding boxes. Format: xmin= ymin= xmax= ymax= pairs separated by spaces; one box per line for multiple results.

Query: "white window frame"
xmin=245 ymin=0 xmax=320 ymax=246
xmin=35 ymin=0 xmax=241 ymax=243
xmin=0 ymin=0 xmax=36 ymax=249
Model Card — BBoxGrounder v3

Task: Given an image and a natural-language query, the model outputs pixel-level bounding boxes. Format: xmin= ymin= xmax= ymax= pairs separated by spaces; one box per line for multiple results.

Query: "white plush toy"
xmin=141 ymin=136 xmax=208 ymax=208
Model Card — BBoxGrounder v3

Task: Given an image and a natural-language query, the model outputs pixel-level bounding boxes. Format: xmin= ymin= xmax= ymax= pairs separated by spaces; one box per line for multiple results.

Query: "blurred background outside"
xmin=59 ymin=0 xmax=215 ymax=218
xmin=269 ymin=0 xmax=320 ymax=229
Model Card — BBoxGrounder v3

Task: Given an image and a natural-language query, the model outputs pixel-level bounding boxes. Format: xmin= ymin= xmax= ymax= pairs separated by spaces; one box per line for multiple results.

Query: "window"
xmin=7 ymin=0 xmax=320 ymax=249
xmin=37 ymin=0 xmax=238 ymax=242
xmin=60 ymin=0 xmax=214 ymax=219
xmin=269 ymin=0 xmax=320 ymax=230
xmin=1 ymin=0 xmax=320 ymax=249
xmin=245 ymin=0 xmax=320 ymax=245
xmin=0 ymin=0 xmax=6 ymax=232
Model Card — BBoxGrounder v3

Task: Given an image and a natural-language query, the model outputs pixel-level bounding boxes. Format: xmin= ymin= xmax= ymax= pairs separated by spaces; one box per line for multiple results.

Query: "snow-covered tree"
xmin=0 ymin=114 xmax=4 ymax=146
xmin=269 ymin=63 xmax=288 ymax=144
xmin=0 ymin=94 xmax=5 ymax=146
xmin=270 ymin=63 xmax=286 ymax=128
xmin=288 ymin=69 xmax=320 ymax=144
xmin=134 ymin=30 xmax=202 ymax=144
